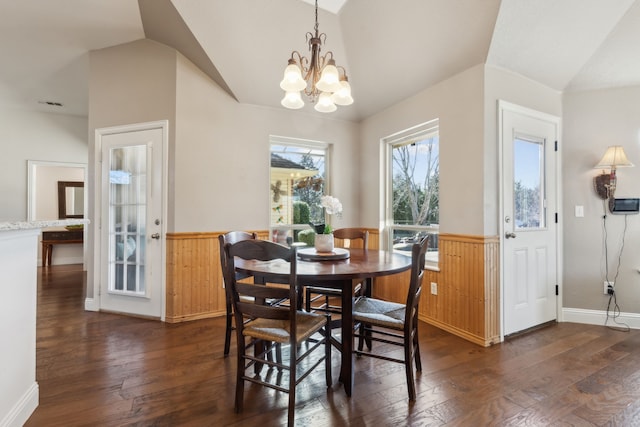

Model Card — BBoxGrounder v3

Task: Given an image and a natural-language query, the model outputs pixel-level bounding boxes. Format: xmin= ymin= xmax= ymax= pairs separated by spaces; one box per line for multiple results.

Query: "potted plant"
xmin=310 ymin=195 xmax=342 ymax=252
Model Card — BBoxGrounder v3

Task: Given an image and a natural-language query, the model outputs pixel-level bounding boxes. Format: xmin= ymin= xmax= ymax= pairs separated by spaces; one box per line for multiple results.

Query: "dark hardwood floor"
xmin=25 ymin=264 xmax=640 ymax=426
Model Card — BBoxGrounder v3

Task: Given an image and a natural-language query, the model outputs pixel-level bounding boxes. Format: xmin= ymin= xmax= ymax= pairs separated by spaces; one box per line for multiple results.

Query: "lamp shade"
xmin=331 ymin=80 xmax=353 ymax=106
xmin=315 ymin=60 xmax=341 ymax=93
xmin=594 ymin=146 xmax=634 ymax=169
xmin=314 ymin=92 xmax=337 ymax=113
xmin=281 ymin=91 xmax=304 ymax=109
xmin=280 ymin=63 xmax=307 ymax=92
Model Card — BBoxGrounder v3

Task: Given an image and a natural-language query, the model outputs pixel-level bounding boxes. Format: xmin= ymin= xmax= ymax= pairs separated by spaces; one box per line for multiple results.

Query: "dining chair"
xmin=222 ymin=239 xmax=331 ymax=427
xmin=352 ymin=235 xmax=428 ymax=401
xmin=219 ymin=231 xmax=257 ymax=356
xmin=305 ymin=228 xmax=370 ymax=316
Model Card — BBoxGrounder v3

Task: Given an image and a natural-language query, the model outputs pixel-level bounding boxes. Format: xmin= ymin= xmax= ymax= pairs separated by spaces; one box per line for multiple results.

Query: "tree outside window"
xmin=386 ymin=121 xmax=439 ymax=262
xmin=513 ymin=137 xmax=544 ymax=229
xmin=270 ymin=139 xmax=328 ymax=244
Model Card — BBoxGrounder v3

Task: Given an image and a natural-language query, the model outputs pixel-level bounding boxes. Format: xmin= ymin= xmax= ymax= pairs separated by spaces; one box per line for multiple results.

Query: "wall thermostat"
xmin=611 ymin=198 xmax=640 ymax=214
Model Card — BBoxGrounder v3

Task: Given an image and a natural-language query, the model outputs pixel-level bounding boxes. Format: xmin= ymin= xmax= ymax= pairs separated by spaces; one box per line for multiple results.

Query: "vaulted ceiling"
xmin=1 ymin=0 xmax=639 ymax=122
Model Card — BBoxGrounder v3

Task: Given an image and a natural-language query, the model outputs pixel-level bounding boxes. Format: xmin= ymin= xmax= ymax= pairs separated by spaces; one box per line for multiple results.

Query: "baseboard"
xmin=0 ymin=382 xmax=38 ymax=427
xmin=562 ymin=307 xmax=640 ymax=329
xmin=84 ymin=297 xmax=98 ymax=311
xmin=419 ymin=314 xmax=499 ymax=347
xmin=165 ymin=310 xmax=225 ymax=323
xmin=38 ymin=256 xmax=83 ymax=267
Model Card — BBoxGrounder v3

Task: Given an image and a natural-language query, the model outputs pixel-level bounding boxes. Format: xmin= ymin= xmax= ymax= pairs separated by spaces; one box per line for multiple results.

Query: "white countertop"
xmin=0 ymin=219 xmax=88 ymax=231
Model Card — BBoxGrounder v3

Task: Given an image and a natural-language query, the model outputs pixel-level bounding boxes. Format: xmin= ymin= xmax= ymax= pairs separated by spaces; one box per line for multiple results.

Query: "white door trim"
xmin=498 ymin=100 xmax=563 ymax=341
xmin=91 ymin=120 xmax=169 ymax=321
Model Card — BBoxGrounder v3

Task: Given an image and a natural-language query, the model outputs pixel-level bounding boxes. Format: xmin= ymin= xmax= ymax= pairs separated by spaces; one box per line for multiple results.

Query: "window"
xmin=384 ymin=120 xmax=439 ymax=263
xmin=269 ymin=136 xmax=329 ymax=244
xmin=513 ymin=135 xmax=545 ymax=230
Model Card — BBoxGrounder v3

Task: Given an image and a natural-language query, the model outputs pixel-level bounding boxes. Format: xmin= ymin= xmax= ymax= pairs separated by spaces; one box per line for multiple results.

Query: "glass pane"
xmin=391 ymin=136 xmax=439 ymax=227
xmin=391 ymin=229 xmax=439 ymax=257
xmin=270 ymin=143 xmax=326 ymax=244
xmin=108 ymin=145 xmax=147 ymax=296
xmin=513 ymin=137 xmax=545 ymax=230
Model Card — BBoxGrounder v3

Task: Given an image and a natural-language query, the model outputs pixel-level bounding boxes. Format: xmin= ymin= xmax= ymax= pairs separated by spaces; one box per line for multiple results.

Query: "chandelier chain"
xmin=314 ymin=0 xmax=319 ymax=34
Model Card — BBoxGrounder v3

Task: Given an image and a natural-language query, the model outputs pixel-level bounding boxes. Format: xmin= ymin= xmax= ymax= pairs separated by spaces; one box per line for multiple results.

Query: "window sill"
xmin=424 ymin=262 xmax=440 ymax=272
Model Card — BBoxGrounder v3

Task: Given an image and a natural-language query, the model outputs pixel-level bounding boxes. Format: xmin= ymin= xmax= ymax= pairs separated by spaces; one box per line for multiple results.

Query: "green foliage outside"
xmin=298 ymin=229 xmax=316 ymax=246
xmin=296 ymin=154 xmax=324 ymax=223
xmin=293 ymin=201 xmax=310 ymax=225
xmin=293 ymin=200 xmax=311 ymax=241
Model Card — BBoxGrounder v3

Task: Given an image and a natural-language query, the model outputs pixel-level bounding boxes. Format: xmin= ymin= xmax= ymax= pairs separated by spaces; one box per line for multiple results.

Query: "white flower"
xmin=320 ymin=195 xmax=343 ymax=216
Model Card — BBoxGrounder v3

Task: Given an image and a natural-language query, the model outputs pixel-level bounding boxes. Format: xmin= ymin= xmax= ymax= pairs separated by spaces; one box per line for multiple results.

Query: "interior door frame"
xmin=90 ymin=120 xmax=169 ymax=321
xmin=498 ymin=100 xmax=563 ymax=340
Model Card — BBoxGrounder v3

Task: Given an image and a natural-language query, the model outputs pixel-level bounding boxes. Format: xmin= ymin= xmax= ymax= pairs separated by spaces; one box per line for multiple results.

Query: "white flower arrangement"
xmin=311 ymin=195 xmax=343 ymax=234
xmin=320 ymin=195 xmax=343 ymax=216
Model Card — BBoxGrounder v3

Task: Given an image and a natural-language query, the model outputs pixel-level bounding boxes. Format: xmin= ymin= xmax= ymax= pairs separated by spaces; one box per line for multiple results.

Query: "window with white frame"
xmin=269 ymin=136 xmax=329 ymax=244
xmin=384 ymin=120 xmax=439 ymax=263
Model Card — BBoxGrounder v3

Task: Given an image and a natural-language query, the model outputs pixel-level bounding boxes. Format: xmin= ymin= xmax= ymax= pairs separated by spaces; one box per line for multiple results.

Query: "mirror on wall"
xmin=28 ymin=160 xmax=87 ymax=221
xmin=58 ymin=181 xmax=84 ymax=219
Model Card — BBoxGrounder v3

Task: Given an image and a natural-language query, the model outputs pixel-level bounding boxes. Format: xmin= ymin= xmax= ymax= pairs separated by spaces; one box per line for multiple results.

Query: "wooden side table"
xmin=41 ymin=229 xmax=83 ymax=267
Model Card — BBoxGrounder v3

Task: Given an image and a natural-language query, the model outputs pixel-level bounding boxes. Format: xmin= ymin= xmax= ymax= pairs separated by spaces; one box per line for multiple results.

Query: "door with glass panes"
xmin=500 ymin=102 xmax=559 ymax=336
xmin=98 ymin=123 xmax=165 ymax=318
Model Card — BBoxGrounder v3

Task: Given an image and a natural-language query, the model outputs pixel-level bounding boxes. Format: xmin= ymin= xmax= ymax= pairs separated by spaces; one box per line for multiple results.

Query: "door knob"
xmin=505 ymin=232 xmax=516 ymax=239
xmin=151 ymin=233 xmax=160 ymax=240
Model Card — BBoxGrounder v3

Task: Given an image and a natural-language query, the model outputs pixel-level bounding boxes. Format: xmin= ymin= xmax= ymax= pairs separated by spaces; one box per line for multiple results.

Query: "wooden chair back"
xmin=333 ymin=228 xmax=369 ymax=249
xmin=223 ymin=240 xmax=298 ymax=334
xmin=218 ymin=231 xmax=259 ymax=356
xmin=219 ymin=231 xmax=257 ymax=267
xmin=404 ymin=236 xmax=429 ymax=334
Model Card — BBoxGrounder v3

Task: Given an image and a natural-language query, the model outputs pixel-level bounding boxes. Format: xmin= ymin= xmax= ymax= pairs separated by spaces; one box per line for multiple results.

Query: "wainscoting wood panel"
xmin=371 ymin=233 xmax=499 ymax=347
xmin=420 ymin=234 xmax=500 ymax=347
xmin=164 ymin=229 xmax=500 ymax=347
xmin=166 ymin=232 xmax=221 ymax=323
xmin=166 ymin=231 xmax=266 ymax=323
xmin=165 ymin=229 xmax=376 ymax=323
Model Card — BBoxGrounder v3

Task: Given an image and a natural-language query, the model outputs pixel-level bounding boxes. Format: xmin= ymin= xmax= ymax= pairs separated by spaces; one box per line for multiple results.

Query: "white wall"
xmin=89 ymin=39 xmax=359 ymax=235
xmin=89 ymin=39 xmax=178 ymax=299
xmin=563 ymin=86 xmax=640 ymax=313
xmin=0 ymin=108 xmax=88 ymax=221
xmin=88 ymin=39 xmax=360 ymax=299
xmin=484 ymin=66 xmax=562 ymax=235
xmin=174 ymin=54 xmax=359 ymax=232
xmin=0 ymin=229 xmax=40 ymax=427
xmin=360 ymin=64 xmax=485 ymax=237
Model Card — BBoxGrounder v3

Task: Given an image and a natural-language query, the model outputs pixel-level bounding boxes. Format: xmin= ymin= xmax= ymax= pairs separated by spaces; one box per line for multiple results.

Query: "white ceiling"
xmin=1 ymin=0 xmax=639 ymax=121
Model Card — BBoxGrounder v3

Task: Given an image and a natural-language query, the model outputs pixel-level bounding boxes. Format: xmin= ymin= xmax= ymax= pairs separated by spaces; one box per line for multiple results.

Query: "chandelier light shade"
xmin=280 ymin=0 xmax=353 ymax=112
xmin=315 ymin=91 xmax=337 ymax=113
xmin=281 ymin=90 xmax=304 ymax=109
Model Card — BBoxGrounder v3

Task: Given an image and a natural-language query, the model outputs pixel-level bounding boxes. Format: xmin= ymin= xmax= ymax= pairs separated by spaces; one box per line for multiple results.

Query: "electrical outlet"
xmin=430 ymin=282 xmax=437 ymax=295
xmin=604 ymin=281 xmax=614 ymax=295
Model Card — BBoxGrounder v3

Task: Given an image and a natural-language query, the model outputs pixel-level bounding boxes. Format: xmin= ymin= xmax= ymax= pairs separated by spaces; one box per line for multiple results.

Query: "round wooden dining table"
xmin=235 ymin=247 xmax=412 ymax=397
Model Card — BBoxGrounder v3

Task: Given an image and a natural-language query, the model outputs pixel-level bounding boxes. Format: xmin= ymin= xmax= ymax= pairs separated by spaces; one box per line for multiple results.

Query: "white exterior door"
xmin=96 ymin=122 xmax=167 ymax=319
xmin=500 ymin=102 xmax=560 ymax=336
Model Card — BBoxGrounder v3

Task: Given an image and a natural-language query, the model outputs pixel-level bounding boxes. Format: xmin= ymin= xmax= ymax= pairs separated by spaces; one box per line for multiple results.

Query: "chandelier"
xmin=279 ymin=0 xmax=353 ymax=113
